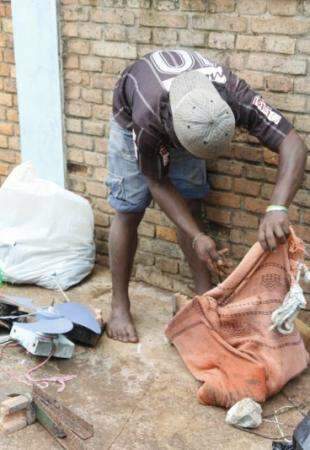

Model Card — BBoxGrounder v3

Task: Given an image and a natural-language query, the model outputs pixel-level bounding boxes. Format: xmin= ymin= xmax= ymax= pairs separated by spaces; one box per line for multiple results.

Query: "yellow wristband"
xmin=266 ymin=205 xmax=288 ymax=213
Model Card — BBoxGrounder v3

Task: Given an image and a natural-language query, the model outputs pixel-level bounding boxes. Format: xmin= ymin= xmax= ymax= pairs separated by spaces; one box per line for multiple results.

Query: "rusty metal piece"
xmin=33 ymin=386 xmax=94 ymax=440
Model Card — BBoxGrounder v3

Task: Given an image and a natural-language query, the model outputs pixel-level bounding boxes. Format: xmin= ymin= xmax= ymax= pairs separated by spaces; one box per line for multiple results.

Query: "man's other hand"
xmin=258 ymin=211 xmax=290 ymax=252
xmin=194 ymin=234 xmax=230 ymax=277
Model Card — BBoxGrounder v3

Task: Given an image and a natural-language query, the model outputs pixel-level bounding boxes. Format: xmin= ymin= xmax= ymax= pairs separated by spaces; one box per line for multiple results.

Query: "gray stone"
xmin=225 ymin=398 xmax=263 ymax=429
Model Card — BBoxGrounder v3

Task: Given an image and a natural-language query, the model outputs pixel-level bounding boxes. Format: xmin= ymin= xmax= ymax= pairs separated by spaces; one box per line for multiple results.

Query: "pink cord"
xmin=0 ymin=342 xmax=76 ymax=392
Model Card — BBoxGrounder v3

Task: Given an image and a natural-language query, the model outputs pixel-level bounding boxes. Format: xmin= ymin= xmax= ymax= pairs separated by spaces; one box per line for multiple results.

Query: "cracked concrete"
xmin=0 ymin=266 xmax=309 ymax=450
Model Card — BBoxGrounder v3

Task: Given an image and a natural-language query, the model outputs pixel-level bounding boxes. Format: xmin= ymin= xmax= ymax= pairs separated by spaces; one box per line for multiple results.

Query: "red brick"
xmin=261 ymin=183 xmax=273 ymax=200
xmin=0 ymin=122 xmax=13 ymax=136
xmin=294 ymin=190 xmax=310 ymax=208
xmin=232 ymin=211 xmax=259 ymax=229
xmin=153 ymin=28 xmax=178 ymax=45
xmin=91 ymin=9 xmax=135 ymax=25
xmin=297 ymin=39 xmax=310 ymax=54
xmin=208 ymin=0 xmax=235 ymax=13
xmin=67 ymin=39 xmax=90 ymax=55
xmin=233 ymin=144 xmax=263 ymax=163
xmin=264 ymin=148 xmax=279 ymax=166
xmin=208 ymin=32 xmax=235 ymax=50
xmin=193 ymin=15 xmax=247 ymax=33
xmin=237 ymin=0 xmax=266 ymax=14
xmin=140 ymin=12 xmax=187 ymax=28
xmin=156 ymin=225 xmax=178 ymax=242
xmin=247 ymin=54 xmax=306 ymax=75
xmin=66 ymin=101 xmax=92 ymax=118
xmin=180 ymin=0 xmax=206 ymax=11
xmin=231 ymin=228 xmax=258 ymax=246
xmin=138 ymin=221 xmax=155 ymax=237
xmin=263 ymin=92 xmax=306 ymax=113
xmin=0 ymin=162 xmax=9 ymax=175
xmin=209 ymin=174 xmax=232 ymax=191
xmin=294 ymin=78 xmax=310 ymax=95
xmin=128 ymin=27 xmax=152 ymax=44
xmin=244 ymin=197 xmax=269 ymax=214
xmin=251 ymin=17 xmax=310 ymax=36
xmin=179 ymin=30 xmax=205 ymax=46
xmin=205 ymin=206 xmax=231 ymax=225
xmin=234 ymin=178 xmax=261 ymax=197
xmin=292 ymin=224 xmax=310 ymax=243
xmin=207 ymin=159 xmax=243 ymax=176
xmin=93 ymin=41 xmax=137 ymax=59
xmin=231 ymin=243 xmax=249 ymax=259
xmin=156 ymin=256 xmax=178 ymax=274
xmin=303 ymin=210 xmax=310 ymax=225
xmin=266 ymin=75 xmax=293 ymax=93
xmin=268 ymin=0 xmax=298 ymax=16
xmin=207 ymin=191 xmax=241 ymax=209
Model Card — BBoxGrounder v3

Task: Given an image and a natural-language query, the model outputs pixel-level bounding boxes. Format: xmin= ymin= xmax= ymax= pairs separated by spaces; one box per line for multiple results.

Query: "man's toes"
xmin=126 ymin=328 xmax=139 ymax=343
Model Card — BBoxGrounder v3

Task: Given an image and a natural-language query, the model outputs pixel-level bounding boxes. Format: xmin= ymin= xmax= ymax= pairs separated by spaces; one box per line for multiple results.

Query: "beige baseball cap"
xmin=170 ymin=71 xmax=235 ymax=159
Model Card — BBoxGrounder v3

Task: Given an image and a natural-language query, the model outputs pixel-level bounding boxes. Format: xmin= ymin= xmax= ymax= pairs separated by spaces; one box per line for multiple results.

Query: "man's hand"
xmin=258 ymin=211 xmax=290 ymax=252
xmin=193 ymin=234 xmax=230 ymax=277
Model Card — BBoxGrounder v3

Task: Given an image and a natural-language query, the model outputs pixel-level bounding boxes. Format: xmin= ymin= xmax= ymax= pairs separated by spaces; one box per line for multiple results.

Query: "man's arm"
xmin=145 ymin=175 xmax=228 ymax=275
xmin=258 ymin=129 xmax=308 ymax=251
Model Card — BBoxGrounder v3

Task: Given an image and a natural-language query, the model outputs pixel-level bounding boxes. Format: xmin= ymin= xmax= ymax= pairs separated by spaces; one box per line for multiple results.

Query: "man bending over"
xmin=105 ymin=49 xmax=307 ymax=343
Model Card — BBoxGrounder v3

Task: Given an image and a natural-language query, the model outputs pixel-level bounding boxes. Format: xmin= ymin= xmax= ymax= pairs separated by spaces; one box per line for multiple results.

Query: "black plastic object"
xmin=66 ymin=323 xmax=104 ymax=347
xmin=293 ymin=414 xmax=310 ymax=450
xmin=0 ymin=303 xmax=17 ymax=330
xmin=272 ymin=442 xmax=293 ymax=450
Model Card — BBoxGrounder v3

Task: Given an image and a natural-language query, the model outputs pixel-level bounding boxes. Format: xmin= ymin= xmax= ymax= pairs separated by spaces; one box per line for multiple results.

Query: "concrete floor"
xmin=0 ymin=266 xmax=309 ymax=450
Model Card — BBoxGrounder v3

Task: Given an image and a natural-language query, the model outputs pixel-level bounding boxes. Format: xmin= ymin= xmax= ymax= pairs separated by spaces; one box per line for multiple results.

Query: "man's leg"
xmin=176 ymin=199 xmax=212 ymax=295
xmin=106 ymin=210 xmax=144 ymax=343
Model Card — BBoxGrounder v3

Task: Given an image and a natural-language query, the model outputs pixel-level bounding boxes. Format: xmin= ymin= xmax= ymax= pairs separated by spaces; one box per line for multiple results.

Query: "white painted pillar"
xmin=11 ymin=0 xmax=66 ymax=186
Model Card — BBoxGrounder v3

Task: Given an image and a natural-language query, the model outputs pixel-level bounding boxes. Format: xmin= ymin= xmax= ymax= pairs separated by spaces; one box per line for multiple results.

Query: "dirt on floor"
xmin=0 ymin=266 xmax=309 ymax=450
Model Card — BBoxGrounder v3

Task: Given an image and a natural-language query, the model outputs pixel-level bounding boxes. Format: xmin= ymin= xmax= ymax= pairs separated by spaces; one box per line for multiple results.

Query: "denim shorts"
xmin=106 ymin=118 xmax=209 ymax=213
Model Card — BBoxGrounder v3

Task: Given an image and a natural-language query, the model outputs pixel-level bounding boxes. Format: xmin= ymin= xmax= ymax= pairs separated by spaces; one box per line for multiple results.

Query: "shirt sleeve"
xmin=226 ymin=73 xmax=293 ymax=151
xmin=133 ymin=126 xmax=170 ymax=180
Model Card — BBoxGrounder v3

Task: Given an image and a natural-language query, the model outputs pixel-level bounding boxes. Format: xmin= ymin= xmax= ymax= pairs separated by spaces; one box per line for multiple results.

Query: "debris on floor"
xmin=225 ymin=398 xmax=262 ymax=429
xmin=0 ymin=268 xmax=308 ymax=449
xmin=0 ymin=293 xmax=104 ymax=358
xmin=0 ymin=393 xmax=35 ymax=434
xmin=0 ymin=291 xmax=104 ymax=392
xmin=33 ymin=386 xmax=94 ymax=449
xmin=1 ymin=387 xmax=94 ymax=449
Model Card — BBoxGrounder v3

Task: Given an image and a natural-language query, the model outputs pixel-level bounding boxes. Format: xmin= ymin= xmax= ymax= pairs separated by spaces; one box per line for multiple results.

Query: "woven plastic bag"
xmin=0 ymin=162 xmax=95 ymax=290
xmin=166 ymin=231 xmax=309 ymax=408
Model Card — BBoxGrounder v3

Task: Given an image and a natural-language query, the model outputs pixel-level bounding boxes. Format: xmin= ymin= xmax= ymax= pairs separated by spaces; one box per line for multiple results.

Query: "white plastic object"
xmin=0 ymin=162 xmax=95 ymax=290
xmin=270 ymin=261 xmax=307 ymax=335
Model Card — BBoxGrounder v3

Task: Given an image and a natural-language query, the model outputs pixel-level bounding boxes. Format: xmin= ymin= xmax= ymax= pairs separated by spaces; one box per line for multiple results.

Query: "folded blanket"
xmin=165 ymin=231 xmax=309 ymax=408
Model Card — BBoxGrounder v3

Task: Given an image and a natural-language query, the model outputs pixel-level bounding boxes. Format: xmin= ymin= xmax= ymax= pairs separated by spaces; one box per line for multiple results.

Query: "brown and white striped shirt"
xmin=113 ymin=49 xmax=293 ymax=179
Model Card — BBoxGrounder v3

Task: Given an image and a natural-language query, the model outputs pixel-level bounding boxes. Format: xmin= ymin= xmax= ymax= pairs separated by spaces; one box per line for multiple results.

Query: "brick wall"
xmin=0 ymin=1 xmax=20 ymax=181
xmin=61 ymin=0 xmax=310 ymax=295
xmin=0 ymin=0 xmax=309 ymax=296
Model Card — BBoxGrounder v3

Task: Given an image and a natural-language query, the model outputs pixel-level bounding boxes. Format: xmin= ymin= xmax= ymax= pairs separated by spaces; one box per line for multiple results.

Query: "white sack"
xmin=0 ymin=162 xmax=95 ymax=290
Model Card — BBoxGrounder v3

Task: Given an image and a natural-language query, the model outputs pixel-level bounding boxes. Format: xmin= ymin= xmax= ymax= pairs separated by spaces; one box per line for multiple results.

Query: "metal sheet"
xmin=13 ymin=318 xmax=73 ymax=335
xmin=54 ymin=303 xmax=101 ymax=334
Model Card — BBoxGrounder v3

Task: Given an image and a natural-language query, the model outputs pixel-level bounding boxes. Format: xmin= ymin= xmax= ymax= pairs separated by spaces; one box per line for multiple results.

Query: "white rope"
xmin=270 ymin=263 xmax=309 ymax=335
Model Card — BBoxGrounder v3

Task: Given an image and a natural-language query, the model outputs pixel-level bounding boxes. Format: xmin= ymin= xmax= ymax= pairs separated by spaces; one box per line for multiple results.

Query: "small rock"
xmin=225 ymin=398 xmax=262 ymax=429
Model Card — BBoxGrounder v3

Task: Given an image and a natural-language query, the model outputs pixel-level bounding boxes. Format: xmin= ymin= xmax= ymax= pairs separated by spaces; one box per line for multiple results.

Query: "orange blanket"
xmin=165 ymin=232 xmax=309 ymax=408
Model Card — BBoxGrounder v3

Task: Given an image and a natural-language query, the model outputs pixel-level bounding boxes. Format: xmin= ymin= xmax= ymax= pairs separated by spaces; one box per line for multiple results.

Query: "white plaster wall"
xmin=11 ymin=0 xmax=66 ymax=186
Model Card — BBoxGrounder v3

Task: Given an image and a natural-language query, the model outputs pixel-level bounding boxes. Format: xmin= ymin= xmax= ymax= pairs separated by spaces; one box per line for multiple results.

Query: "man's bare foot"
xmin=106 ymin=306 xmax=139 ymax=343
